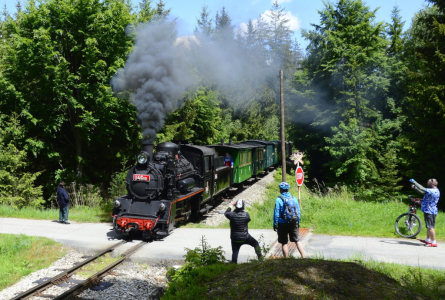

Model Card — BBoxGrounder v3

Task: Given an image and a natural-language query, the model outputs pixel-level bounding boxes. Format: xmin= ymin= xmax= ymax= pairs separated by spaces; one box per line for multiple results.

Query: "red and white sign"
xmin=295 ymin=166 xmax=304 ymax=186
xmin=133 ymin=174 xmax=150 ymax=182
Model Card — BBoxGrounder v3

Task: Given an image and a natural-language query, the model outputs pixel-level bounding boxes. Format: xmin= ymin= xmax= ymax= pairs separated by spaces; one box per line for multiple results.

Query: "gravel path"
xmin=203 ymin=170 xmax=276 ymax=227
xmin=0 ymin=248 xmax=167 ymax=300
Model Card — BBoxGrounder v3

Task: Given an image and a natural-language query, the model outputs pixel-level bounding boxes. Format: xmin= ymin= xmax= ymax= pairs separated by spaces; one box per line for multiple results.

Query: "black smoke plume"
xmin=111 ymin=22 xmax=192 ymax=143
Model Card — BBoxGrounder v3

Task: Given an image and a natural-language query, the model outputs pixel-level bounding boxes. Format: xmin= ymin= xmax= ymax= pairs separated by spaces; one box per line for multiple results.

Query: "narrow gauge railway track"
xmin=11 ymin=241 xmax=147 ymax=300
xmin=194 ymin=169 xmax=274 ymax=222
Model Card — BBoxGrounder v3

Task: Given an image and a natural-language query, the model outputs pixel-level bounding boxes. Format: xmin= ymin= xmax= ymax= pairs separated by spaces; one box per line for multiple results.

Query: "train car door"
xmin=203 ymin=155 xmax=212 ymax=202
xmin=209 ymin=155 xmax=215 ymax=197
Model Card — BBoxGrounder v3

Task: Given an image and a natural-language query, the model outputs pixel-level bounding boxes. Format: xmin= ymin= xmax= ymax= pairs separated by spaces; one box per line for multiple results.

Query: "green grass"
xmin=0 ymin=204 xmax=113 ymax=223
xmin=0 ymin=233 xmax=67 ymax=291
xmin=76 ymin=253 xmax=120 ymax=278
xmin=245 ymin=168 xmax=445 ymax=240
xmin=163 ymin=257 xmax=445 ymax=299
xmin=349 ymin=255 xmax=445 ymax=299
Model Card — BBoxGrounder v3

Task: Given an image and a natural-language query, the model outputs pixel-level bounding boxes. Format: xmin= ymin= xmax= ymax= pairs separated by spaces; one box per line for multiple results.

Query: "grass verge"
xmin=0 ymin=233 xmax=66 ymax=291
xmin=0 ymin=203 xmax=113 ymax=223
xmin=246 ymin=168 xmax=445 ymax=240
xmin=163 ymin=257 xmax=445 ymax=300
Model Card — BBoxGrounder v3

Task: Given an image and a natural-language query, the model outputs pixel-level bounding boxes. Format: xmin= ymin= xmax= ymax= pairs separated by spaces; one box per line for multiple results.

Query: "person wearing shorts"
xmin=273 ymin=182 xmax=305 ymax=258
xmin=410 ymin=178 xmax=440 ymax=247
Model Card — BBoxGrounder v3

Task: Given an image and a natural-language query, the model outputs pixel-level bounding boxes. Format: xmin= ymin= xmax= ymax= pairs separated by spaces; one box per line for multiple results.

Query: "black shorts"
xmin=424 ymin=213 xmax=436 ymax=229
xmin=277 ymin=222 xmax=300 ymax=244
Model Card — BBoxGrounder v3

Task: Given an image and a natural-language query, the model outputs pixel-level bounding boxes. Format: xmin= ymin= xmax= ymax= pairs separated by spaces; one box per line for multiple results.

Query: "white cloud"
xmin=275 ymin=0 xmax=292 ymax=3
xmin=260 ymin=9 xmax=301 ymax=31
xmin=238 ymin=9 xmax=300 ymax=36
xmin=239 ymin=22 xmax=249 ymax=34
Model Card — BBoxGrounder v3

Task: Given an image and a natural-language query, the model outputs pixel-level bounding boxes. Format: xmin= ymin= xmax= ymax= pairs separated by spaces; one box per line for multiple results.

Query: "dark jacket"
xmin=57 ymin=187 xmax=69 ymax=207
xmin=224 ymin=208 xmax=251 ymax=241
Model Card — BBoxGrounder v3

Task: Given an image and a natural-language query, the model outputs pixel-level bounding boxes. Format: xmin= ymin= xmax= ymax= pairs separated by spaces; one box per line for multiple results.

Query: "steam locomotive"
xmin=112 ymin=140 xmax=292 ymax=239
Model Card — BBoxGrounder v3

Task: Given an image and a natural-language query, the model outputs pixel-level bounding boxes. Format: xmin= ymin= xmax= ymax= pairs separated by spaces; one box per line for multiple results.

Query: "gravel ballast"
xmin=0 ymin=248 xmax=167 ymax=300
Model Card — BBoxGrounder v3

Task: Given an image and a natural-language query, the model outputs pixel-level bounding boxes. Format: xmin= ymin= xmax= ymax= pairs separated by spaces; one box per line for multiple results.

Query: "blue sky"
xmin=2 ymin=0 xmax=428 ymax=49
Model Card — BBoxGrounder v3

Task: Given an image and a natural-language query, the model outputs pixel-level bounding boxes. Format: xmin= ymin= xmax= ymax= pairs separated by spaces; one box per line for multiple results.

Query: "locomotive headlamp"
xmin=159 ymin=203 xmax=166 ymax=211
xmin=137 ymin=152 xmax=148 ymax=164
xmin=114 ymin=199 xmax=121 ymax=208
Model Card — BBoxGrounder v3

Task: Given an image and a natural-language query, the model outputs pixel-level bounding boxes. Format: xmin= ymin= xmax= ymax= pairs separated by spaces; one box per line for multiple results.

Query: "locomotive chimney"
xmin=229 ymin=139 xmax=232 ymax=145
xmin=142 ymin=142 xmax=154 ymax=161
xmin=221 ymin=139 xmax=224 ymax=145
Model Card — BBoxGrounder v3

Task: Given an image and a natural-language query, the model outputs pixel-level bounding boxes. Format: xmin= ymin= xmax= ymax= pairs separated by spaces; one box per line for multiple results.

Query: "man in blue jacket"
xmin=57 ymin=182 xmax=70 ymax=224
xmin=273 ymin=182 xmax=305 ymax=258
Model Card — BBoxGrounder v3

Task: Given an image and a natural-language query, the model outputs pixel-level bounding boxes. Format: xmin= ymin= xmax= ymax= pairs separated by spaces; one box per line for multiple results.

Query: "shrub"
xmin=167 ymin=236 xmax=226 ymax=283
xmin=0 ymin=143 xmax=44 ymax=209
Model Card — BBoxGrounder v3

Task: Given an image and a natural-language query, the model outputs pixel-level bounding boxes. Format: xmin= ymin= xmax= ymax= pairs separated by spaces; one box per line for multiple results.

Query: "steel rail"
xmin=11 ymin=241 xmax=127 ymax=300
xmin=53 ymin=241 xmax=148 ymax=300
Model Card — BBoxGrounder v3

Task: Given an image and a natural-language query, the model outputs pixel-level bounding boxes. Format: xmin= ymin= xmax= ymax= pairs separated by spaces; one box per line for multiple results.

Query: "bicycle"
xmin=394 ymin=195 xmax=422 ymax=238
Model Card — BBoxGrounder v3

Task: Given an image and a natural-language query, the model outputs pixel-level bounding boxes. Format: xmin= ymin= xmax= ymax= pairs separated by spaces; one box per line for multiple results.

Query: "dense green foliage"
xmin=0 ymin=0 xmax=444 ymax=208
xmin=166 ymin=236 xmax=226 ymax=285
xmin=0 ymin=115 xmax=44 ymax=208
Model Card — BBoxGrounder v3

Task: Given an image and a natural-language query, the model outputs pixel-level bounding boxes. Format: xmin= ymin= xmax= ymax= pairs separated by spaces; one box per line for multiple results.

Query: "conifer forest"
xmin=1 ymin=0 xmax=444 ymax=209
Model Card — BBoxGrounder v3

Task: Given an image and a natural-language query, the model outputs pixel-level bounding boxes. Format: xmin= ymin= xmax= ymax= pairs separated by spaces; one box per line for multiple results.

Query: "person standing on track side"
xmin=224 ymin=199 xmax=262 ymax=263
xmin=410 ymin=178 xmax=440 ymax=247
xmin=57 ymin=182 xmax=70 ymax=224
xmin=273 ymin=182 xmax=305 ymax=258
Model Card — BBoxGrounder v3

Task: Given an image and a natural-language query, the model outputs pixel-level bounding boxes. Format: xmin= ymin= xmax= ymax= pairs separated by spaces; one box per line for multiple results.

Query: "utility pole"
xmin=280 ymin=69 xmax=286 ymax=182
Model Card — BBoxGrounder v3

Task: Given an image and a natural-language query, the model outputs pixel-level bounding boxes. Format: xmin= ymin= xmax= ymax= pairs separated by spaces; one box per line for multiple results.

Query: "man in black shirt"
xmin=57 ymin=182 xmax=70 ymax=224
xmin=224 ymin=199 xmax=262 ymax=263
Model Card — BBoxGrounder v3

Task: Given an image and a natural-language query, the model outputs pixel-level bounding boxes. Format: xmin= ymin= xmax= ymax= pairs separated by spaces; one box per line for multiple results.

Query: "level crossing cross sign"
xmin=295 ymin=166 xmax=304 ymax=186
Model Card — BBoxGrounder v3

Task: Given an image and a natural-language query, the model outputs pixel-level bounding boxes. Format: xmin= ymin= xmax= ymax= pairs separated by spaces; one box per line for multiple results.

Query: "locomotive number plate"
xmin=133 ymin=174 xmax=150 ymax=182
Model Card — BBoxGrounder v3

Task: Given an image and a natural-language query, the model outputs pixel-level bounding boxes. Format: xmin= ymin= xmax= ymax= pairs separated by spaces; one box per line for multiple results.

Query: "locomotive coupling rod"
xmin=10 ymin=240 xmax=126 ymax=300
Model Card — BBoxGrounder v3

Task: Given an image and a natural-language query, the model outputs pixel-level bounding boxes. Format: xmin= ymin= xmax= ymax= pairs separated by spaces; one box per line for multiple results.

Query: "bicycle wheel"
xmin=395 ymin=213 xmax=422 ymax=238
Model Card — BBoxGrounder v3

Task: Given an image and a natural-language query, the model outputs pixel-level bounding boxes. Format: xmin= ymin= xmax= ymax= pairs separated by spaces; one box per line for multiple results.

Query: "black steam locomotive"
xmin=112 ymin=142 xmax=231 ymax=239
xmin=112 ymin=139 xmax=294 ymax=239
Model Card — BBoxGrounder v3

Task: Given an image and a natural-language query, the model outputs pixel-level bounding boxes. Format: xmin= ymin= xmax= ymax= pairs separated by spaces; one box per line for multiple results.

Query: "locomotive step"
xmin=199 ymin=205 xmax=213 ymax=214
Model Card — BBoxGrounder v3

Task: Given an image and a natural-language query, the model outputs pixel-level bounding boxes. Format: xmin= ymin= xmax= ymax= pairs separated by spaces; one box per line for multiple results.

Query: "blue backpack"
xmin=280 ymin=196 xmax=300 ymax=224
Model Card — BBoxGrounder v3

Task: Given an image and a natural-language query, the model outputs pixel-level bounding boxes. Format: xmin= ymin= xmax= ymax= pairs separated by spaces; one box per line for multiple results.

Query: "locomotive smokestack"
xmin=142 ymin=142 xmax=154 ymax=161
xmin=221 ymin=139 xmax=224 ymax=145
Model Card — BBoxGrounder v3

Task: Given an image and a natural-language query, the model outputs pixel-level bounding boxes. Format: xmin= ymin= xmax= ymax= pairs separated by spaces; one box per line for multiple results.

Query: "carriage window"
xmin=248 ymin=152 xmax=252 ymax=163
xmin=194 ymin=156 xmax=202 ymax=170
xmin=204 ymin=156 xmax=210 ymax=173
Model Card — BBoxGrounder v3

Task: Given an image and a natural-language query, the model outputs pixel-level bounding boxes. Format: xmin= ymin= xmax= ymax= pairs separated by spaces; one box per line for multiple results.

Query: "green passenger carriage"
xmin=208 ymin=142 xmax=254 ymax=184
xmin=248 ymin=143 xmax=266 ymax=176
xmin=271 ymin=140 xmax=293 ymax=166
xmin=240 ymin=140 xmax=275 ymax=170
